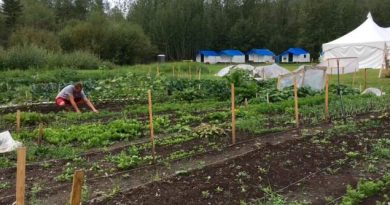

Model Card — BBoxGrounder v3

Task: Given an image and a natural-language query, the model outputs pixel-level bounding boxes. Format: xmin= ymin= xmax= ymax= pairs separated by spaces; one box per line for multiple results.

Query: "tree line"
xmin=1 ymin=0 xmax=390 ymax=65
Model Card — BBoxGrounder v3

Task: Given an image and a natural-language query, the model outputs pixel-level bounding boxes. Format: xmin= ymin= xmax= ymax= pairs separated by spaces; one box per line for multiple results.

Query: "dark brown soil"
xmin=0 ymin=111 xmax=388 ymax=204
xmin=92 ymin=115 xmax=390 ymax=205
xmin=0 ymin=100 xmax=142 ymax=114
xmin=360 ymin=189 xmax=390 ymax=205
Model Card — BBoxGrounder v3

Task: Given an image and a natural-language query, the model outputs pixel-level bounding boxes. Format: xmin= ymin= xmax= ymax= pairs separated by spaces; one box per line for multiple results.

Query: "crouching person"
xmin=55 ymin=82 xmax=99 ymax=113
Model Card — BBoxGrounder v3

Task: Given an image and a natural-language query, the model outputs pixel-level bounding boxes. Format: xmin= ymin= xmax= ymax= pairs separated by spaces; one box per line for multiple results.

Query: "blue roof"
xmin=197 ymin=50 xmax=219 ymax=56
xmin=220 ymin=50 xmax=244 ymax=56
xmin=281 ymin=48 xmax=309 ymax=56
xmin=248 ymin=49 xmax=275 ymax=56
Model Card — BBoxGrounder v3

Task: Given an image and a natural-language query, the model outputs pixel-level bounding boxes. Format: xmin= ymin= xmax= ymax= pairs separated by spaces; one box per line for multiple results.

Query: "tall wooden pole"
xmin=38 ymin=123 xmax=44 ymax=146
xmin=16 ymin=110 xmax=21 ymax=133
xmin=231 ymin=84 xmax=236 ymax=144
xmin=294 ymin=79 xmax=299 ymax=128
xmin=16 ymin=147 xmax=26 ymax=205
xmin=148 ymin=90 xmax=156 ymax=163
xmin=70 ymin=170 xmax=84 ymax=205
xmin=325 ymin=76 xmax=329 ymax=122
xmin=364 ymin=68 xmax=368 ymax=90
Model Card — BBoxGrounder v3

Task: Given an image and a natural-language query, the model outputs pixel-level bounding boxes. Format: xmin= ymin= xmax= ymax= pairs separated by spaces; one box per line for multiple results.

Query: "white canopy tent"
xmin=322 ymin=13 xmax=390 ymax=69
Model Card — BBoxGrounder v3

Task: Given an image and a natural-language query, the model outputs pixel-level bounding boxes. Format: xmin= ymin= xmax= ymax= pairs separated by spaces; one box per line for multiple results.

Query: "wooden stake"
xmin=266 ymin=93 xmax=270 ymax=104
xmin=16 ymin=147 xmax=26 ymax=205
xmin=244 ymin=98 xmax=248 ymax=108
xmin=231 ymin=84 xmax=236 ymax=144
xmin=148 ymin=90 xmax=156 ymax=163
xmin=364 ymin=68 xmax=368 ymax=90
xmin=16 ymin=110 xmax=21 ymax=133
xmin=325 ymin=76 xmax=329 ymax=122
xmin=294 ymin=79 xmax=299 ymax=128
xmin=69 ymin=170 xmax=84 ymax=205
xmin=188 ymin=65 xmax=192 ymax=80
xmin=198 ymin=67 xmax=201 ymax=80
xmin=38 ymin=123 xmax=44 ymax=146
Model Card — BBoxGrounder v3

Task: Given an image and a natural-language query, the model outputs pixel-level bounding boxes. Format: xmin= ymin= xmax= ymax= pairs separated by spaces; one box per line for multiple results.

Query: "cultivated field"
xmin=0 ymin=62 xmax=389 ymax=205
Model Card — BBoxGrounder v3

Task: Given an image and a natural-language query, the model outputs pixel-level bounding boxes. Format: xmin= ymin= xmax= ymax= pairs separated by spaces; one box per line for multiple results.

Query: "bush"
xmin=3 ymin=45 xmax=48 ymax=70
xmin=62 ymin=51 xmax=101 ymax=70
xmin=59 ymin=11 xmax=156 ymax=65
xmin=0 ymin=45 xmax=112 ymax=70
xmin=9 ymin=27 xmax=61 ymax=51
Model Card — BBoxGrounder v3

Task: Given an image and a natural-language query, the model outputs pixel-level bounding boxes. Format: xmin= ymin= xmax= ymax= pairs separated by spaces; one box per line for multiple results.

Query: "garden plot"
xmin=1 ymin=63 xmax=390 ymax=204
xmin=1 ymin=103 xmax=390 ymax=204
xmin=95 ymin=114 xmax=390 ymax=205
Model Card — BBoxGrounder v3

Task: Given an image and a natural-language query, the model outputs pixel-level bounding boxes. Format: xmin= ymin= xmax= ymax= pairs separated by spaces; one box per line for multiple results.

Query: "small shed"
xmin=219 ymin=50 xmax=245 ymax=63
xmin=280 ymin=48 xmax=310 ymax=63
xmin=247 ymin=49 xmax=275 ymax=63
xmin=196 ymin=50 xmax=219 ymax=64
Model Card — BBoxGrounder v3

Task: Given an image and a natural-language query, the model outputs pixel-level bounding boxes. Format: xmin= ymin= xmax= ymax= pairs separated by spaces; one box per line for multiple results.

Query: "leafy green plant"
xmin=55 ymin=166 xmax=74 ymax=182
xmin=193 ymin=123 xmax=227 ymax=140
xmin=340 ymin=174 xmax=390 ymax=205
xmin=108 ymin=146 xmax=143 ymax=169
xmin=0 ymin=182 xmax=11 ymax=190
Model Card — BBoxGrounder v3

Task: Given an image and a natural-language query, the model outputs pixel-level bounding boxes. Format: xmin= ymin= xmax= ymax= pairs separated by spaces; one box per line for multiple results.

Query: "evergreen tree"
xmin=1 ymin=0 xmax=23 ymax=30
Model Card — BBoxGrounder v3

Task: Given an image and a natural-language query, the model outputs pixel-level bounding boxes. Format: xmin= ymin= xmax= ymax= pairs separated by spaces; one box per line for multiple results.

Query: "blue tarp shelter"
xmin=247 ymin=49 xmax=275 ymax=63
xmin=196 ymin=50 xmax=219 ymax=64
xmin=280 ymin=48 xmax=310 ymax=63
xmin=219 ymin=50 xmax=245 ymax=63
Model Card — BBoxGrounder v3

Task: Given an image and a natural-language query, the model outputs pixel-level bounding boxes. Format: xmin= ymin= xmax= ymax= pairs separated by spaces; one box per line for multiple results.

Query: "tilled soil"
xmin=0 ymin=112 xmax=388 ymax=204
xmin=95 ymin=117 xmax=390 ymax=205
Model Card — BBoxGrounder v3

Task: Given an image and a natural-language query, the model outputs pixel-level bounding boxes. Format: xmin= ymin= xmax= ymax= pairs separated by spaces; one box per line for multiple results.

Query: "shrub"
xmin=3 ymin=45 xmax=48 ymax=70
xmin=9 ymin=27 xmax=61 ymax=51
xmin=62 ymin=51 xmax=101 ymax=70
xmin=0 ymin=46 xmax=111 ymax=70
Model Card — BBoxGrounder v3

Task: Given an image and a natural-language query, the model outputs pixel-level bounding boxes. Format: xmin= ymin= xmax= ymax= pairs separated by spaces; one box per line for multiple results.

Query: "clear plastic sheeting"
xmin=277 ymin=70 xmax=304 ymax=90
xmin=302 ymin=67 xmax=327 ymax=90
xmin=0 ymin=131 xmax=22 ymax=153
xmin=216 ymin=64 xmax=255 ymax=77
xmin=318 ymin=57 xmax=359 ymax=74
xmin=278 ymin=66 xmax=326 ymax=91
xmin=253 ymin=64 xmax=290 ymax=80
xmin=362 ymin=88 xmax=385 ymax=96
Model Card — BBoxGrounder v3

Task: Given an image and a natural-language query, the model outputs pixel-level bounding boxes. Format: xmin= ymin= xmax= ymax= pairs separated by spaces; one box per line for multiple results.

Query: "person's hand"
xmin=76 ymin=109 xmax=81 ymax=113
xmin=93 ymin=109 xmax=99 ymax=113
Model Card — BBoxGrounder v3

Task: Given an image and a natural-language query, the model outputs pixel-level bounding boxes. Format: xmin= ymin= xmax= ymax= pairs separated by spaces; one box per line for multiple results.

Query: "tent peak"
xmin=367 ymin=12 xmax=372 ymax=19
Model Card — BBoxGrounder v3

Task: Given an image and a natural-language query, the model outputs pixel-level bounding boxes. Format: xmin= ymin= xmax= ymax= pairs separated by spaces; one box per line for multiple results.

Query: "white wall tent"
xmin=280 ymin=48 xmax=310 ymax=63
xmin=219 ymin=50 xmax=245 ymax=63
xmin=196 ymin=50 xmax=219 ymax=64
xmin=322 ymin=13 xmax=390 ymax=69
xmin=247 ymin=49 xmax=275 ymax=63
